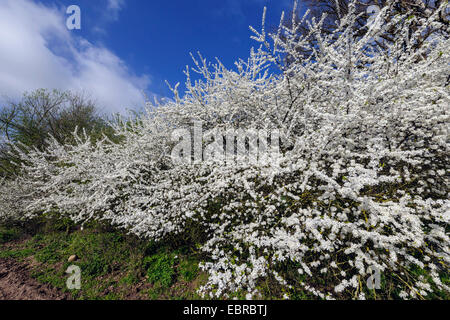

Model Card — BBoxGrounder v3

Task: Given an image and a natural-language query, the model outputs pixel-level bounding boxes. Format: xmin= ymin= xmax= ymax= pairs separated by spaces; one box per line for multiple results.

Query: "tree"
xmin=279 ymin=0 xmax=449 ymax=65
xmin=0 ymin=89 xmax=114 ymax=177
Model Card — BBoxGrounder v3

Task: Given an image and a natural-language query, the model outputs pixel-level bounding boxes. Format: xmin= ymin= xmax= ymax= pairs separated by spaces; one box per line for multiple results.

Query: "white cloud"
xmin=106 ymin=0 xmax=126 ymax=21
xmin=0 ymin=0 xmax=150 ymax=114
xmin=92 ymin=0 xmax=126 ymax=34
xmin=107 ymin=0 xmax=125 ymax=11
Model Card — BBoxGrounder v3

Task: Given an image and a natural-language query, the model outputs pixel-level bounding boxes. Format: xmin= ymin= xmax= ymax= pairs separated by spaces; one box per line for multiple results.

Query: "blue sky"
xmin=0 ymin=0 xmax=300 ymax=114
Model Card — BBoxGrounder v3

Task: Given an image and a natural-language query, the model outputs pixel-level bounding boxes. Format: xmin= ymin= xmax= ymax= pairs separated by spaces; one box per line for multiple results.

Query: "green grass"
xmin=0 ymin=247 xmax=34 ymax=259
xmin=31 ymin=266 xmax=67 ymax=289
xmin=143 ymin=251 xmax=176 ymax=288
xmin=0 ymin=227 xmax=22 ymax=244
xmin=0 ymin=223 xmax=207 ymax=300
xmin=1 ymin=222 xmax=448 ymax=300
xmin=178 ymin=257 xmax=199 ymax=282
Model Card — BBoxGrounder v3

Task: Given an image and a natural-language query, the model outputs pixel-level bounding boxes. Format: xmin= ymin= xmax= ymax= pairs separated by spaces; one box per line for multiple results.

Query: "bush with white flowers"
xmin=1 ymin=1 xmax=449 ymax=299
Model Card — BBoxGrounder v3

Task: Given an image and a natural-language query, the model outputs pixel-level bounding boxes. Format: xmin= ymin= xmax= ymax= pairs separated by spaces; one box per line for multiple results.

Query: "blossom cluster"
xmin=1 ymin=1 xmax=449 ymax=299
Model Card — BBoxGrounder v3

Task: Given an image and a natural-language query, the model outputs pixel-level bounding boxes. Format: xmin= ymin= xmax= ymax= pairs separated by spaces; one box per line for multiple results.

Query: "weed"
xmin=0 ymin=227 xmax=21 ymax=244
xmin=178 ymin=257 xmax=199 ymax=282
xmin=143 ymin=252 xmax=175 ymax=288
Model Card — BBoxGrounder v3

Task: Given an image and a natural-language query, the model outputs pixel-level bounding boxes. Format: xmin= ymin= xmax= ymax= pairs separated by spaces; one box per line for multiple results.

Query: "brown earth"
xmin=0 ymin=258 xmax=70 ymax=300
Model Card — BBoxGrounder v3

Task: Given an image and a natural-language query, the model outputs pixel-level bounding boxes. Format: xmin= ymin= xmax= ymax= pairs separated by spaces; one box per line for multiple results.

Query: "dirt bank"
xmin=0 ymin=258 xmax=70 ymax=300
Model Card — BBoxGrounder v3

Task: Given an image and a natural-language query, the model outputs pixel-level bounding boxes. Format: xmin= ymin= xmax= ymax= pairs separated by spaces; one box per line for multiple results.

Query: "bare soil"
xmin=0 ymin=258 xmax=70 ymax=300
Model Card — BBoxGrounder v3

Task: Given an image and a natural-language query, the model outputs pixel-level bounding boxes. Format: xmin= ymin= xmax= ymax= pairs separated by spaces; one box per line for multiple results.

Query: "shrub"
xmin=0 ymin=227 xmax=21 ymax=244
xmin=179 ymin=257 xmax=199 ymax=282
xmin=144 ymin=252 xmax=176 ymax=288
xmin=0 ymin=1 xmax=448 ymax=299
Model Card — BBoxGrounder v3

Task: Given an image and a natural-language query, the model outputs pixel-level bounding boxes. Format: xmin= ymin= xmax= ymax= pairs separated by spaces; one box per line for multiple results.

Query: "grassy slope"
xmin=0 ymin=222 xmax=207 ymax=300
xmin=1 ymin=220 xmax=448 ymax=300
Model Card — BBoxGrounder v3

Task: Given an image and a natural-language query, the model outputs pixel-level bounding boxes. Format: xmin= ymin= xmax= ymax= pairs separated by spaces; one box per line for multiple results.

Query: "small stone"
xmin=68 ymin=255 xmax=78 ymax=262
